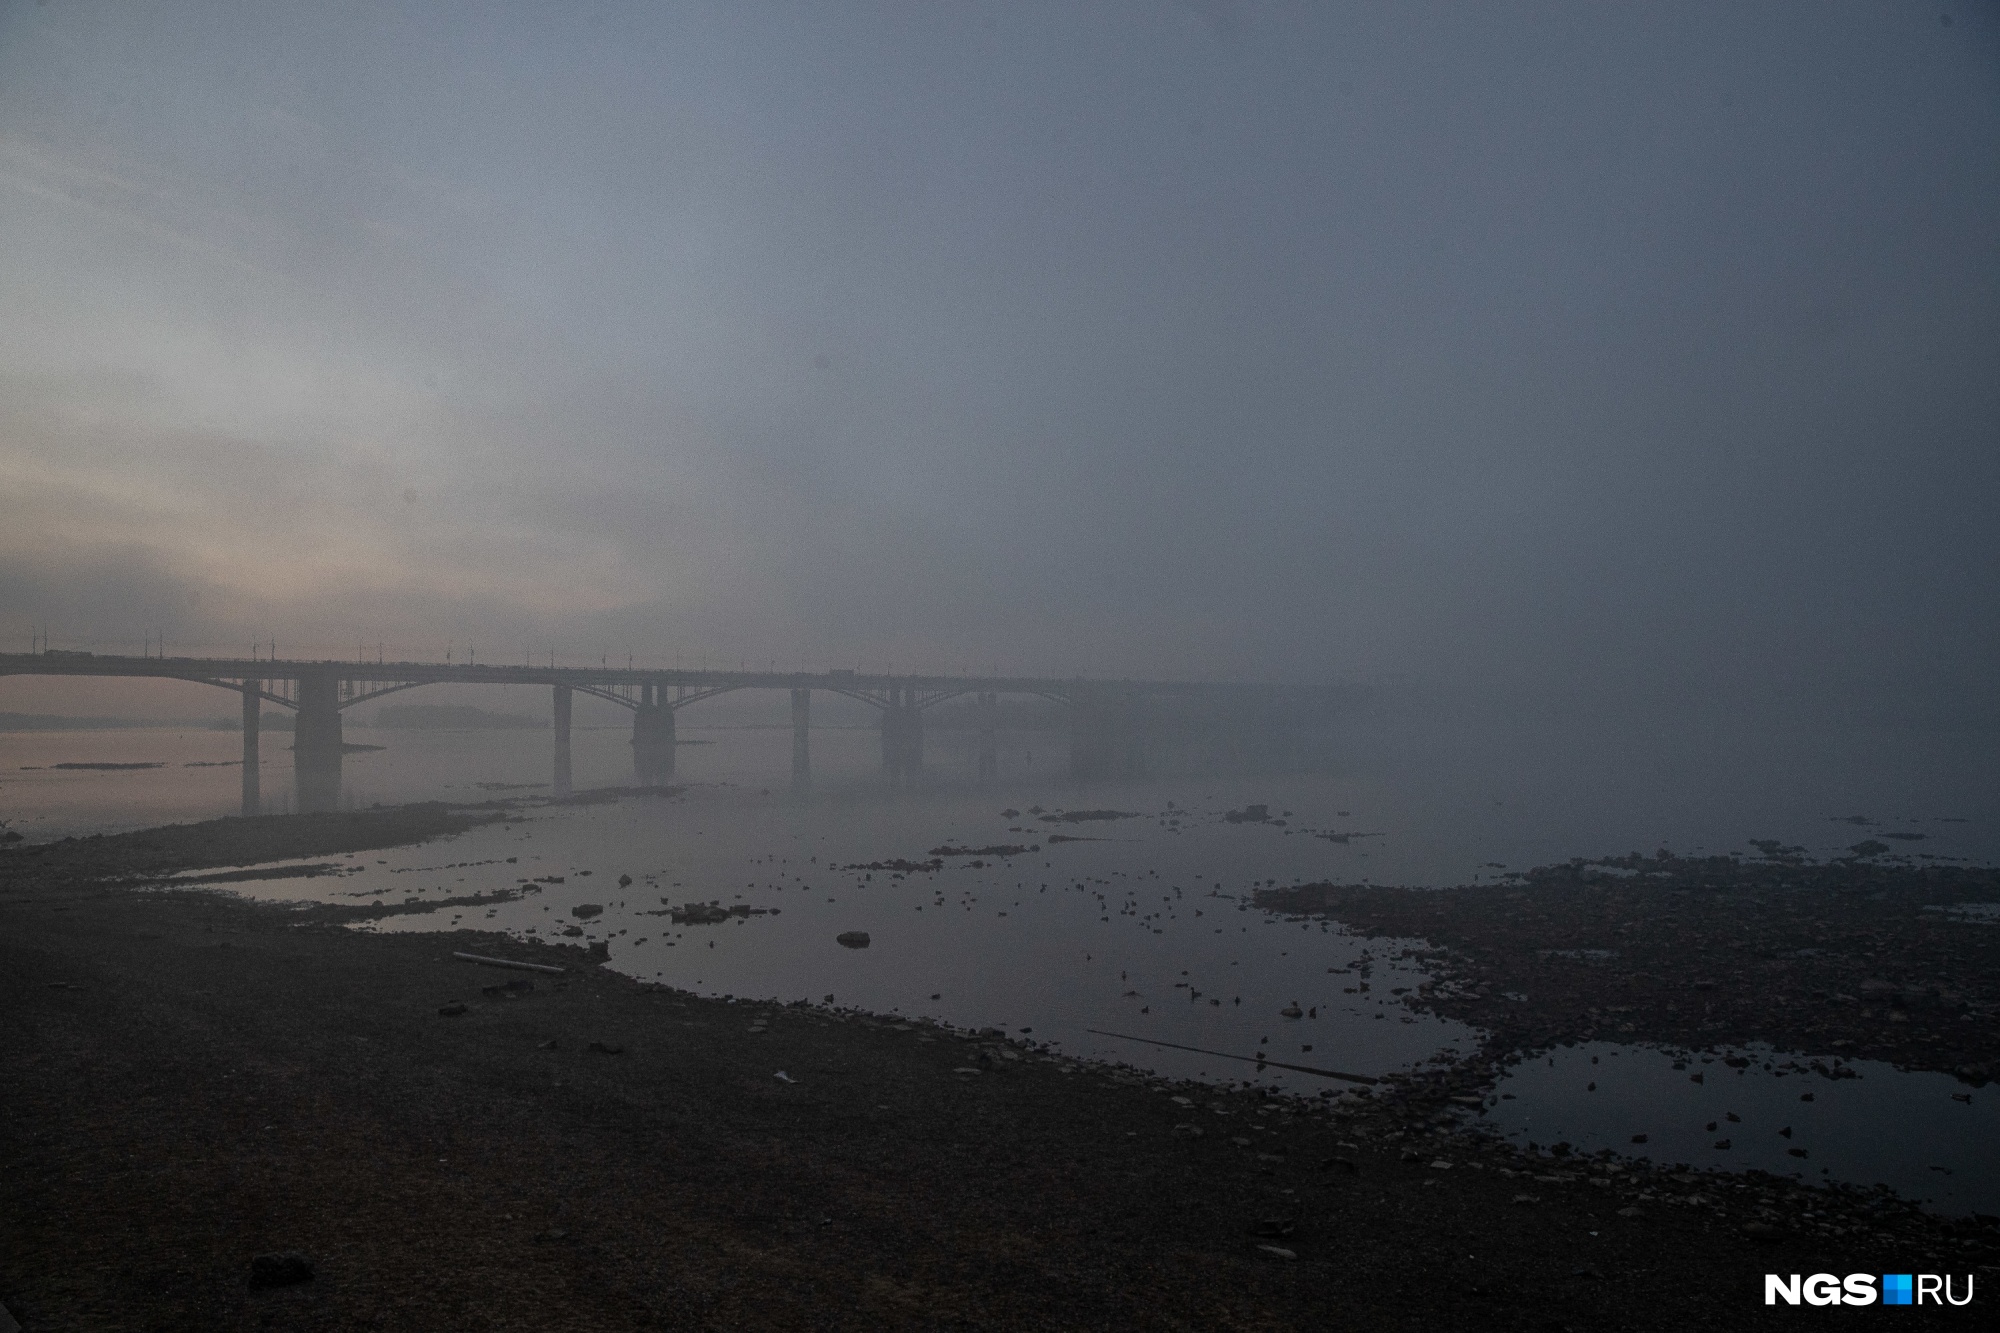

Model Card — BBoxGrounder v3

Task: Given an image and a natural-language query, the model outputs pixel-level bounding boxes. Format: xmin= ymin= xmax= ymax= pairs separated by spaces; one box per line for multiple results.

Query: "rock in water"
xmin=669 ymin=903 xmax=731 ymax=924
xmin=836 ymin=931 xmax=871 ymax=949
xmin=571 ymin=904 xmax=603 ymax=919
xmin=249 ymin=1252 xmax=314 ymax=1288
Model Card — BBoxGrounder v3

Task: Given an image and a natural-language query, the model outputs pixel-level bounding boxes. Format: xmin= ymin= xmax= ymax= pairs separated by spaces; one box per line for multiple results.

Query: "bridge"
xmin=0 ymin=652 xmax=1283 ymax=813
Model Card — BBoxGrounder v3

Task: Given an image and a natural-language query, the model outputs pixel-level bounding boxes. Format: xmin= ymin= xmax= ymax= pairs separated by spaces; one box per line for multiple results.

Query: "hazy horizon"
xmin=3 ymin=2 xmax=1996 ymax=737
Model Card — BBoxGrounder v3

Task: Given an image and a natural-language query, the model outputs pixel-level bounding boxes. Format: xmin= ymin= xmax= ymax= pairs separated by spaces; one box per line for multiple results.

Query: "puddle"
xmin=1478 ymin=1041 xmax=2000 ymax=1215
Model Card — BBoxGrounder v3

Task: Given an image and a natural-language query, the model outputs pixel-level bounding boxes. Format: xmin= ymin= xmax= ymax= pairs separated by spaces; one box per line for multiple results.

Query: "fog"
xmin=2 ymin=2 xmax=1995 ymax=741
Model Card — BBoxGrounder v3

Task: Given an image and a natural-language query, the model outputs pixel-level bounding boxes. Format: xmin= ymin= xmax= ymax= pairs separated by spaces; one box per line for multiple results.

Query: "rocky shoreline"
xmin=1255 ymin=850 xmax=2000 ymax=1083
xmin=3 ymin=810 xmax=1995 ymax=1329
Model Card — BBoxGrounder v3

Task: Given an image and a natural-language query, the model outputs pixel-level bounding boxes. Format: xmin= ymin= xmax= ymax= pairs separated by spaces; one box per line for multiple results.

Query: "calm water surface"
xmin=6 ymin=716 xmax=1997 ymax=1210
xmin=1479 ymin=1041 xmax=2000 ymax=1215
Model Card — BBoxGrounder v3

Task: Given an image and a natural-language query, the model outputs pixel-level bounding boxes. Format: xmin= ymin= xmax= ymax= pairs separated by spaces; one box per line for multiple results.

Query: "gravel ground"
xmin=2 ymin=809 xmax=1993 ymax=1330
xmin=1256 ymin=849 xmax=2000 ymax=1078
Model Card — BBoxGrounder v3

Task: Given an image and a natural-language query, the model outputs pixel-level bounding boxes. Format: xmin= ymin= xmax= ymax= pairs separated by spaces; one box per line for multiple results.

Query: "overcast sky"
xmin=1 ymin=1 xmax=1994 ymax=722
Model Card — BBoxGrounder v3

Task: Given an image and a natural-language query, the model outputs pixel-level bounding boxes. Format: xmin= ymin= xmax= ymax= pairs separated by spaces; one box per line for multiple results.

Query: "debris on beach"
xmin=451 ymin=951 xmax=565 ymax=975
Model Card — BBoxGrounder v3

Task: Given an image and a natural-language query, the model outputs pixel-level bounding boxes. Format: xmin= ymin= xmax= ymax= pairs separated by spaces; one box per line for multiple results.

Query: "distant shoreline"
xmin=0 ymin=714 xmax=225 ymax=732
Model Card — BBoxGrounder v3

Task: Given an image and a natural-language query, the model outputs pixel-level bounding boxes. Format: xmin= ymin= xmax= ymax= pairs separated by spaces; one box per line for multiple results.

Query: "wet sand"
xmin=3 ymin=810 xmax=1993 ymax=1330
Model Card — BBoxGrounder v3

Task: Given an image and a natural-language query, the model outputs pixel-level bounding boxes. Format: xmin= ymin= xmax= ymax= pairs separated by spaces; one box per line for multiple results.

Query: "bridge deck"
xmin=0 ymin=653 xmax=1265 ymax=701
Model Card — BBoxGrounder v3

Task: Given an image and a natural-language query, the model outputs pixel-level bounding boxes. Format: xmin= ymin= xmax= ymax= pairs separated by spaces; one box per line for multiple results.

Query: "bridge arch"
xmin=663 ymin=683 xmax=744 ymax=712
xmin=567 ymin=683 xmax=637 ymax=710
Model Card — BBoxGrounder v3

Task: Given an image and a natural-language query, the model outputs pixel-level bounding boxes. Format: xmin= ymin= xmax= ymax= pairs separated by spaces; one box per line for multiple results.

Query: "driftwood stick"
xmin=452 ymin=951 xmax=567 ymax=975
xmin=1084 ymin=1028 xmax=1378 ymax=1085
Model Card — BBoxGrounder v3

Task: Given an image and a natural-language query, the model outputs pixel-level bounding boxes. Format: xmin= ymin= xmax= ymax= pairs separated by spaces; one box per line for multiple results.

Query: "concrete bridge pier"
xmin=976 ymin=691 xmax=998 ymax=782
xmin=240 ymin=680 xmax=261 ymax=815
xmin=632 ymin=683 xmax=675 ymax=783
xmin=292 ymin=669 xmax=344 ymax=813
xmin=790 ymin=688 xmax=811 ymax=790
xmin=552 ymin=685 xmax=573 ymax=795
xmin=880 ymin=688 xmax=923 ymax=781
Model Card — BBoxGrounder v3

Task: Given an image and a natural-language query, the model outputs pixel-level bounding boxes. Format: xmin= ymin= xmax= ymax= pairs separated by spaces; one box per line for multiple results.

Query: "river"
xmin=5 ymin=709 xmax=1996 ymax=1211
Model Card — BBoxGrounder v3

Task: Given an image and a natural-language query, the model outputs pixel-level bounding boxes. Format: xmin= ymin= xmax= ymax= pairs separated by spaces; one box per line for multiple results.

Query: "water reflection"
xmin=1478 ymin=1041 xmax=2000 ymax=1215
xmin=10 ymin=716 xmax=1998 ymax=1213
xmin=190 ymin=781 xmax=1479 ymax=1095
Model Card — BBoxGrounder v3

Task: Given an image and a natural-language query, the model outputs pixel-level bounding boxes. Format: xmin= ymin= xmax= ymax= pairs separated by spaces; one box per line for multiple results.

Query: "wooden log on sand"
xmin=452 ymin=951 xmax=567 ymax=975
